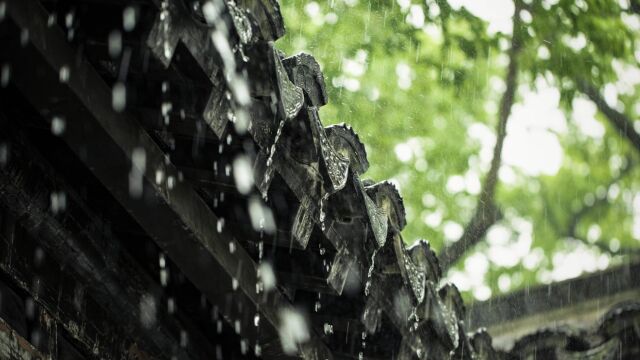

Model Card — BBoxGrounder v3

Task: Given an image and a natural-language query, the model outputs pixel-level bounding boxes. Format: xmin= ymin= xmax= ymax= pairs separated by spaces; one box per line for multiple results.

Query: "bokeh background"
xmin=275 ymin=0 xmax=640 ymax=301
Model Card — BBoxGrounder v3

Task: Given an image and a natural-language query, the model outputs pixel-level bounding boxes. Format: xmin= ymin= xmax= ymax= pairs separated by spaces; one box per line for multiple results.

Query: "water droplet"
xmin=20 ymin=28 xmax=29 ymax=47
xmin=216 ymin=218 xmax=224 ymax=233
xmin=161 ymin=101 xmax=172 ymax=117
xmin=254 ymin=314 xmax=260 ymax=327
xmin=160 ymin=268 xmax=169 ymax=286
xmin=228 ymin=240 xmax=236 ymax=253
xmin=233 ymin=155 xmax=254 ymax=195
xmin=323 ymin=323 xmax=333 ymax=335
xmin=167 ymin=297 xmax=175 ymax=314
xmin=112 ymin=82 xmax=126 ymax=112
xmin=258 ymin=262 xmax=276 ymax=291
xmin=65 ymin=11 xmax=74 ymax=28
xmin=108 ymin=31 xmax=122 ymax=58
xmin=277 ymin=308 xmax=310 ymax=355
xmin=1 ymin=63 xmax=10 ymax=87
xmin=180 ymin=330 xmax=188 ymax=348
xmin=46 ymin=13 xmax=56 ymax=27
xmin=123 ymin=6 xmax=137 ymax=32
xmin=50 ymin=191 xmax=67 ymax=214
xmin=51 ymin=116 xmax=65 ymax=135
xmin=139 ymin=294 xmax=157 ymax=329
xmin=155 ymin=169 xmax=164 ymax=185
xmin=59 ymin=66 xmax=70 ymax=83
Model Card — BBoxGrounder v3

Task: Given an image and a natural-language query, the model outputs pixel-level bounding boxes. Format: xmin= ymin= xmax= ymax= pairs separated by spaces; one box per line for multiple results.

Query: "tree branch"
xmin=576 ymin=80 xmax=640 ymax=154
xmin=565 ymin=159 xmax=636 ymax=255
xmin=438 ymin=4 xmax=524 ymax=271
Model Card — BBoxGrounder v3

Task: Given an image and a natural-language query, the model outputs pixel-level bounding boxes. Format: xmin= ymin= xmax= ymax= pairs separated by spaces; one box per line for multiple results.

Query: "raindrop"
xmin=1 ymin=63 xmax=10 ymax=87
xmin=167 ymin=297 xmax=175 ymax=314
xmin=160 ymin=268 xmax=169 ymax=286
xmin=159 ymin=253 xmax=166 ymax=268
xmin=216 ymin=218 xmax=224 ymax=233
xmin=0 ymin=2 xmax=5 ymax=21
xmin=229 ymin=240 xmax=236 ymax=253
xmin=254 ymin=344 xmax=262 ymax=356
xmin=233 ymin=155 xmax=254 ymax=194
xmin=258 ymin=262 xmax=276 ymax=291
xmin=65 ymin=11 xmax=74 ymax=28
xmin=277 ymin=308 xmax=310 ymax=355
xmin=123 ymin=6 xmax=137 ymax=32
xmin=112 ymin=82 xmax=126 ymax=112
xmin=129 ymin=147 xmax=146 ymax=198
xmin=139 ymin=294 xmax=157 ymax=329
xmin=240 ymin=339 xmax=248 ymax=354
xmin=248 ymin=197 xmax=276 ymax=234
xmin=323 ymin=323 xmax=333 ymax=335
xmin=254 ymin=313 xmax=260 ymax=327
xmin=155 ymin=169 xmax=165 ymax=184
xmin=20 ymin=28 xmax=29 ymax=46
xmin=108 ymin=31 xmax=122 ymax=58
xmin=47 ymin=14 xmax=57 ymax=27
xmin=234 ymin=319 xmax=241 ymax=334
xmin=51 ymin=116 xmax=65 ymax=136
xmin=50 ymin=191 xmax=67 ymax=214
xmin=167 ymin=175 xmax=175 ymax=189
xmin=161 ymin=101 xmax=172 ymax=117
xmin=180 ymin=330 xmax=188 ymax=348
xmin=59 ymin=65 xmax=70 ymax=83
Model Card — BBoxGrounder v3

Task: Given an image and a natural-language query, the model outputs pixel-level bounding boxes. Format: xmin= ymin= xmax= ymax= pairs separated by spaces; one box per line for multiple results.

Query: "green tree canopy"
xmin=276 ymin=0 xmax=640 ymax=301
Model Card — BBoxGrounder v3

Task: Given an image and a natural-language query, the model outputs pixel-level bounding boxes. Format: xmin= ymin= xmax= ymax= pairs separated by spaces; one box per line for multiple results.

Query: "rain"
xmin=0 ymin=0 xmax=638 ymax=359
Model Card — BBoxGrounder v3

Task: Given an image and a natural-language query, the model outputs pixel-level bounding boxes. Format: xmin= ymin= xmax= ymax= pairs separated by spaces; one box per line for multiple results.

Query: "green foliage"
xmin=276 ymin=0 xmax=640 ymax=301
